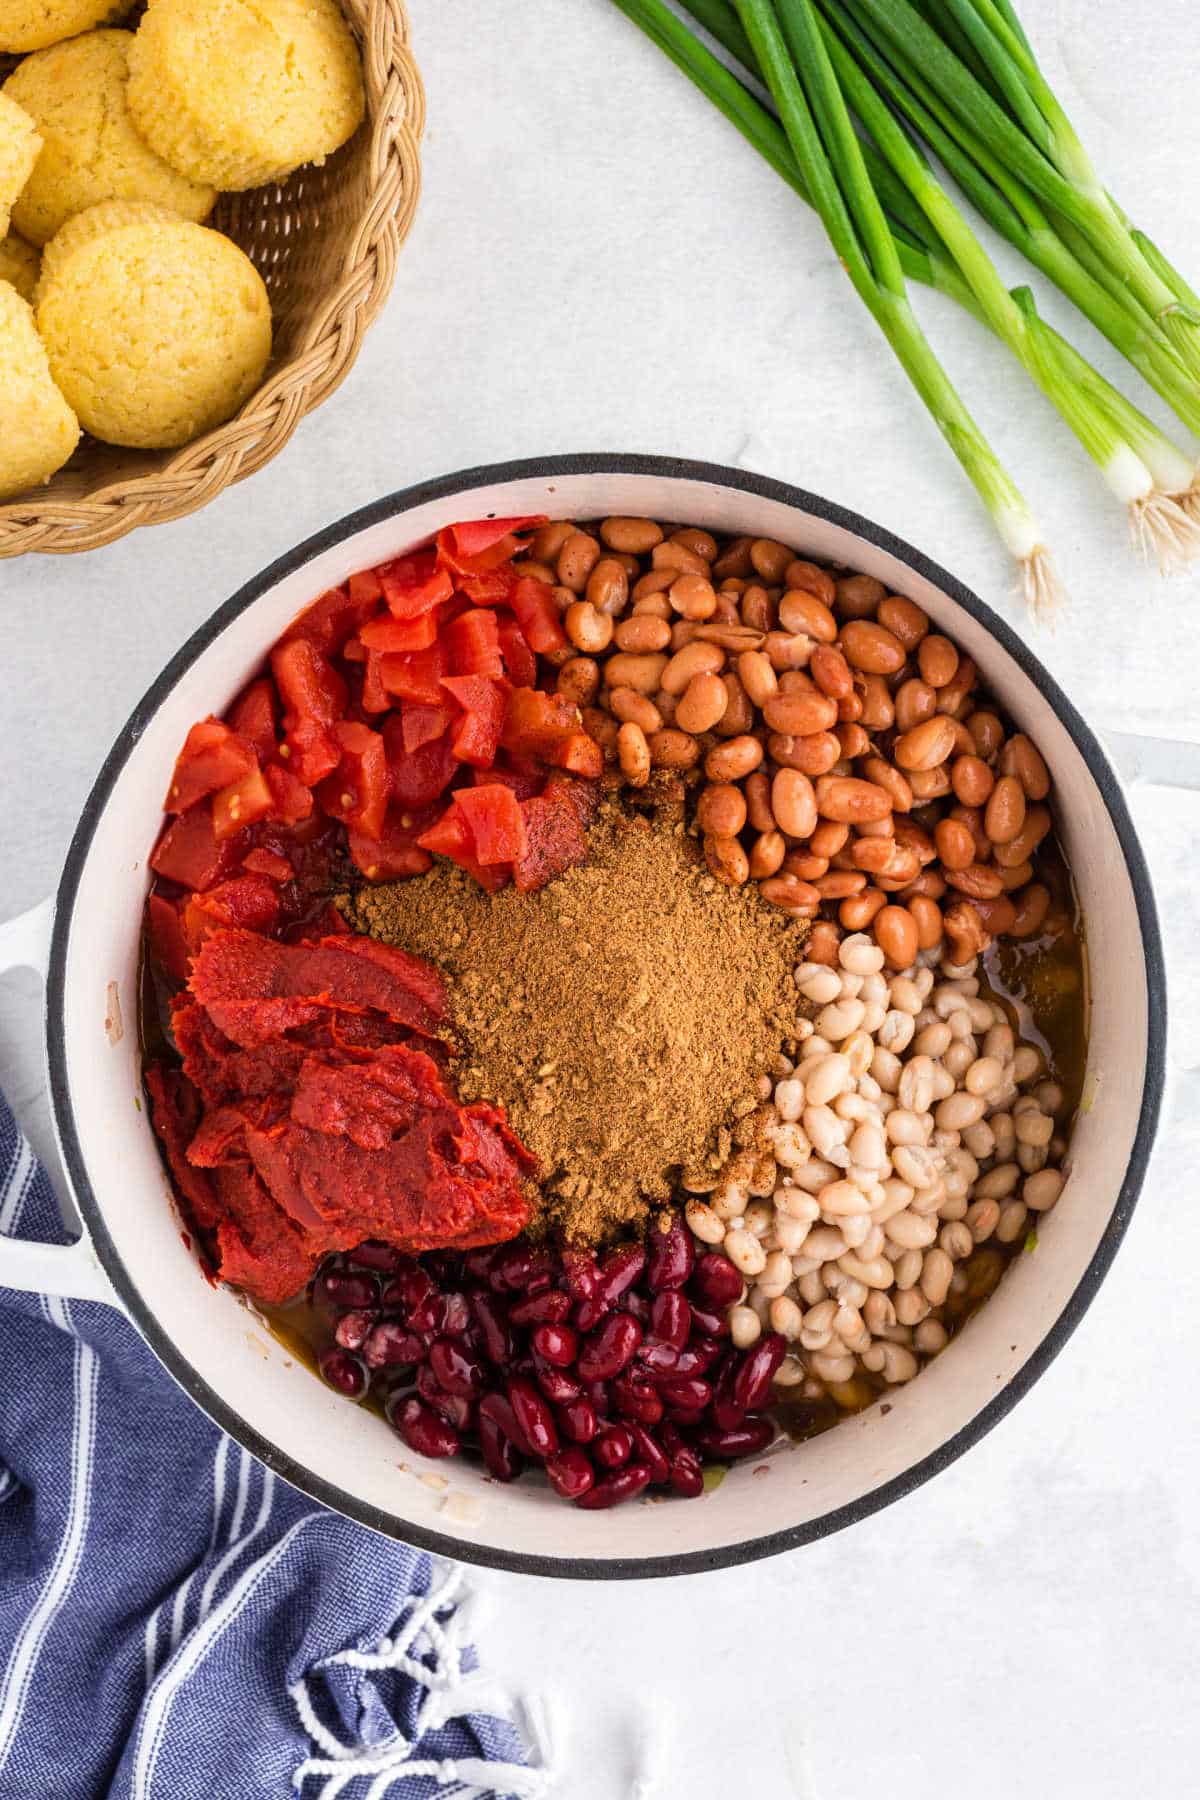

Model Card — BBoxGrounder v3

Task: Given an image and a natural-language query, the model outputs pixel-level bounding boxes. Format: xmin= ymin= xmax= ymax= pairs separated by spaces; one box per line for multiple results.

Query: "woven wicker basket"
xmin=0 ymin=0 xmax=423 ymax=558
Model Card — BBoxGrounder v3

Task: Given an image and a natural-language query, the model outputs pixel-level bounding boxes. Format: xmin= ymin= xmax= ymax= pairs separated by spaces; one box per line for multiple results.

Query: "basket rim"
xmin=0 ymin=0 xmax=424 ymax=558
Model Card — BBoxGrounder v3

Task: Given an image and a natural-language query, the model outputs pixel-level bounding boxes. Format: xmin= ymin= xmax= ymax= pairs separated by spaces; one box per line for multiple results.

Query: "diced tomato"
xmin=360 ymin=611 xmax=441 ymax=654
xmin=241 ymin=847 xmax=294 ymax=883
xmin=227 ymin=680 xmax=277 ymax=763
xmin=347 ymin=804 xmax=438 ymax=881
xmin=317 ymin=721 xmax=389 ymax=840
xmin=455 ymin=783 xmax=528 ymax=865
xmin=383 ymin=716 xmax=460 ymax=810
xmin=146 ymin=893 xmax=191 ymax=983
xmin=444 ymin=609 xmax=504 ymax=678
xmin=164 ymin=718 xmax=257 ymax=814
xmin=402 ymin=702 xmax=455 ymax=753
xmin=341 ymin=636 xmax=367 ymax=664
xmin=511 ymin=575 xmax=568 ymax=656
xmin=500 ymin=686 xmax=583 ymax=757
xmin=378 ymin=642 xmax=446 ymax=706
xmin=545 ymin=731 xmax=604 ymax=779
xmin=183 ymin=875 xmax=281 ymax=951
xmin=458 ymin=566 xmax=517 ymax=607
xmin=279 ymin=584 xmax=376 ymax=655
xmin=265 ymin=761 xmax=316 ymax=824
xmin=440 ymin=675 xmax=507 ymax=768
xmin=416 ymin=800 xmax=509 ymax=892
xmin=150 ymin=804 xmax=242 ymax=892
xmin=271 ymin=639 xmax=347 ymax=726
xmin=438 ymin=515 xmax=546 ymax=568
xmin=348 ymin=568 xmax=384 ymax=608
xmin=212 ymin=765 xmax=273 ymax=840
xmin=378 ymin=550 xmax=455 ymax=620
xmin=279 ymin=717 xmax=341 ymax=787
xmin=496 ymin=613 xmax=537 ymax=686
xmin=512 ymin=779 xmax=592 ymax=892
xmin=474 ymin=756 xmax=544 ymax=802
xmin=360 ymin=651 xmax=390 ymax=715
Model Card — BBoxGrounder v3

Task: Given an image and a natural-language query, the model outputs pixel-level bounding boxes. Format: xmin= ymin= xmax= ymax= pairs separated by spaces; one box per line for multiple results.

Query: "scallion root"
xmin=1019 ymin=546 xmax=1064 ymax=618
xmin=1128 ymin=491 xmax=1200 ymax=573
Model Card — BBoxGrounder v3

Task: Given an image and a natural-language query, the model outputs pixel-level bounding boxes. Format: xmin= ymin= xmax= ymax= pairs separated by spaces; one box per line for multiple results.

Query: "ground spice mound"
xmin=341 ymin=799 xmax=807 ymax=1242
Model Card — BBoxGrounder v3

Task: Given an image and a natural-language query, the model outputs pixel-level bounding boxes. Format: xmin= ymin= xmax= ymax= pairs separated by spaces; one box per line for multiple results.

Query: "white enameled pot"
xmin=0 ymin=456 xmax=1178 ymax=1578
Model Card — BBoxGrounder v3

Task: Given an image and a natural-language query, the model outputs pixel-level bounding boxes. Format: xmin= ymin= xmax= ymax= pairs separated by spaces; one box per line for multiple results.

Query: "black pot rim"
xmin=45 ymin=453 xmax=1167 ymax=1581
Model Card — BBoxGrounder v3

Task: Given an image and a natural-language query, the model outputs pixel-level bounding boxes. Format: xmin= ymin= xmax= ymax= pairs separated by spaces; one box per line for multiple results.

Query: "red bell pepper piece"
xmin=440 ymin=675 xmax=507 ymax=768
xmin=317 ymin=721 xmax=389 ymax=840
xmin=510 ymin=575 xmax=568 ymax=656
xmin=500 ymin=686 xmax=583 ymax=757
xmin=164 ymin=718 xmax=258 ymax=814
xmin=378 ymin=642 xmax=447 ymax=706
xmin=360 ymin=611 xmax=441 ymax=654
xmin=227 ymin=680 xmax=277 ymax=763
xmin=458 ymin=566 xmax=517 ymax=607
xmin=437 ymin=515 xmax=546 ymax=570
xmin=146 ymin=893 xmax=192 ymax=983
xmin=241 ymin=847 xmax=294 ymax=883
xmin=265 ymin=761 xmax=316 ymax=825
xmin=212 ymin=765 xmax=274 ymax=840
xmin=496 ymin=613 xmax=537 ymax=687
xmin=401 ymin=702 xmax=455 ymax=753
xmin=444 ymin=608 xmax=504 ymax=678
xmin=150 ymin=804 xmax=242 ymax=891
xmin=544 ymin=731 xmax=604 ymax=780
xmin=279 ymin=718 xmax=341 ymax=787
xmin=378 ymin=550 xmax=455 ymax=620
xmin=279 ymin=584 xmax=376 ymax=655
xmin=455 ymin=783 xmax=528 ymax=865
xmin=383 ymin=716 xmax=460 ymax=810
xmin=271 ymin=639 xmax=347 ymax=726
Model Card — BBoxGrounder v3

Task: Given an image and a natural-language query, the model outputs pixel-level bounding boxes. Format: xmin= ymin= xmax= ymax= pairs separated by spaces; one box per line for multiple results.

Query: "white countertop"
xmin=2 ymin=3 xmax=1198 ymax=1794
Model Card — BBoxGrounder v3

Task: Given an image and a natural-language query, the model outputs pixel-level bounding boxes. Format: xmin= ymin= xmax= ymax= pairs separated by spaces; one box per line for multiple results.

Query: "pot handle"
xmin=1101 ymin=729 xmax=1200 ymax=791
xmin=0 ymin=898 xmax=117 ymax=1307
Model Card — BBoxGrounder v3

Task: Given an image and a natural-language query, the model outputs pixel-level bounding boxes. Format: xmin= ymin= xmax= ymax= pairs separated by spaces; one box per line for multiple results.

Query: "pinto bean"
xmin=705 ymin=834 xmax=749 ymax=886
xmin=784 ymin=560 xmax=837 ymax=603
xmin=999 ymin=733 xmax=1051 ymax=800
xmin=772 ymin=768 xmax=818 ymax=838
xmin=744 ymin=771 xmax=775 ymax=833
xmin=660 ymin=641 xmax=725 ymax=696
xmin=985 ymin=774 xmax=1026 ymax=845
xmin=815 ymin=776 xmax=893 ymax=824
xmin=894 ymin=678 xmax=937 ymax=731
xmin=696 ymin=783 xmax=747 ymax=837
xmin=950 ymin=754 xmax=995 ymax=807
xmin=840 ymin=619 xmax=907 ymax=674
xmin=778 ymin=589 xmax=837 ymax=642
xmin=649 ymin=729 xmax=703 ymax=770
xmin=877 ymin=596 xmax=930 ymax=649
xmin=749 ymin=830 xmax=787 ymax=878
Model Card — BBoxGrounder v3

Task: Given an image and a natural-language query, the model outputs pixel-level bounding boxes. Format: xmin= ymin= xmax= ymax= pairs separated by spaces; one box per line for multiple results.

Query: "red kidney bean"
xmin=693 ymin=1419 xmax=774 ymax=1459
xmin=479 ymin=1391 xmax=534 ymax=1455
xmin=646 ymin=1214 xmax=695 ymax=1290
xmin=711 ymin=1359 xmax=746 ymax=1431
xmin=557 ymin=1396 xmax=599 ymax=1443
xmin=732 ymin=1333 xmax=787 ymax=1411
xmin=489 ymin=1244 xmax=555 ymax=1293
xmin=595 ymin=1244 xmax=647 ymax=1305
xmin=612 ymin=1369 xmax=665 ymax=1424
xmin=687 ymin=1302 xmax=730 ymax=1338
xmin=577 ymin=1312 xmax=643 ymax=1381
xmin=624 ymin=1290 xmax=652 ymax=1327
xmin=362 ymin=1323 xmax=425 ymax=1369
xmin=428 ymin=1337 xmax=485 ymax=1396
xmin=585 ymin=1379 xmax=613 ymax=1417
xmin=594 ymin=1423 xmax=635 ymax=1470
xmin=381 ymin=1265 xmax=435 ymax=1315
xmin=628 ymin=1424 xmax=670 ymax=1485
xmin=575 ymin=1464 xmax=653 ymax=1509
xmin=315 ymin=1269 xmax=380 ymax=1312
xmin=416 ymin=1366 xmax=475 ymax=1433
xmin=669 ymin=1449 xmax=704 ymax=1498
xmin=391 ymin=1397 xmax=460 ymax=1459
xmin=463 ymin=1248 xmax=499 ymax=1284
xmin=649 ymin=1290 xmax=691 ymax=1350
xmin=507 ymin=1376 xmax=560 ymax=1457
xmin=659 ymin=1376 xmax=713 ymax=1411
xmin=531 ymin=1359 xmax=581 ymax=1405
xmin=531 ymin=1322 xmax=578 ymax=1367
xmin=573 ymin=1296 xmax=611 ymax=1334
xmin=639 ymin=1341 xmax=719 ymax=1380
xmin=690 ymin=1252 xmax=744 ymax=1307
xmin=509 ymin=1289 xmax=572 ymax=1327
xmin=406 ymin=1294 xmax=442 ymax=1336
xmin=333 ymin=1308 xmax=375 ymax=1352
xmin=562 ymin=1250 xmax=601 ymax=1300
xmin=432 ymin=1292 xmax=472 ymax=1337
xmin=478 ymin=1410 xmax=524 ymax=1482
xmin=318 ymin=1347 xmax=367 ymax=1398
xmin=347 ymin=1242 xmax=409 ymax=1274
xmin=469 ymin=1292 xmax=512 ymax=1365
xmin=545 ymin=1447 xmax=595 ymax=1500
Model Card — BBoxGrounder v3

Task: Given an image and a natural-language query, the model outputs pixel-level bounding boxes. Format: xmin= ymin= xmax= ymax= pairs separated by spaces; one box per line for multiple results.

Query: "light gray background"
xmin=2 ymin=3 xmax=1198 ymax=1793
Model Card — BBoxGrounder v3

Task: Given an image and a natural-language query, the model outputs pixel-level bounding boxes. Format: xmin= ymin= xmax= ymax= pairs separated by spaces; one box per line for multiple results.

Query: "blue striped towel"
xmin=0 ymin=1092 xmax=546 ymax=1800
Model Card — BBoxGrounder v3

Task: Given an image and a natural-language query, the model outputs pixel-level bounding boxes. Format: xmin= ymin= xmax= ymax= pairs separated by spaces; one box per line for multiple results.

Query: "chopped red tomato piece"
xmin=458 ymin=566 xmax=517 ymax=607
xmin=440 ymin=674 xmax=507 ymax=768
xmin=382 ymin=717 xmax=460 ymax=810
xmin=500 ymin=686 xmax=582 ymax=757
xmin=271 ymin=639 xmax=347 ymax=727
xmin=317 ymin=722 xmax=389 ymax=840
xmin=360 ymin=611 xmax=441 ymax=654
xmin=165 ymin=718 xmax=257 ymax=814
xmin=401 ymin=702 xmax=454 ymax=753
xmin=510 ymin=576 xmax=568 ymax=656
xmin=227 ymin=680 xmax=277 ymax=763
xmin=242 ymin=847 xmax=294 ymax=883
xmin=455 ymin=783 xmax=528 ymax=865
xmin=444 ymin=609 xmax=504 ymax=678
xmin=151 ymin=805 xmax=242 ymax=891
xmin=347 ymin=804 xmax=438 ymax=881
xmin=416 ymin=800 xmax=508 ymax=891
xmin=545 ymin=731 xmax=604 ymax=779
xmin=512 ymin=778 xmax=592 ymax=892
xmin=378 ymin=642 xmax=446 ymax=706
xmin=360 ymin=652 xmax=389 ymax=715
xmin=213 ymin=765 xmax=273 ymax=840
xmin=496 ymin=614 xmax=537 ymax=686
xmin=146 ymin=893 xmax=191 ymax=983
xmin=265 ymin=761 xmax=316 ymax=825
xmin=348 ymin=568 xmax=384 ymax=607
xmin=279 ymin=584 xmax=376 ymax=655
xmin=474 ymin=756 xmax=544 ymax=802
xmin=279 ymin=717 xmax=341 ymax=787
xmin=184 ymin=875 xmax=281 ymax=949
xmin=438 ymin=515 xmax=546 ymax=569
xmin=378 ymin=550 xmax=455 ymax=620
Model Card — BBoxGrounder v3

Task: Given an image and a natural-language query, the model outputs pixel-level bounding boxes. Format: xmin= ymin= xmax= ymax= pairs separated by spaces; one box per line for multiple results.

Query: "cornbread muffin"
xmin=127 ymin=0 xmax=364 ymax=192
xmin=37 ymin=216 xmax=272 ymax=448
xmin=0 ymin=0 xmax=131 ymax=53
xmin=38 ymin=196 xmax=174 ymax=296
xmin=0 ymin=280 xmax=80 ymax=500
xmin=0 ymin=92 xmax=41 ymax=239
xmin=0 ymin=229 xmax=40 ymax=301
xmin=4 ymin=30 xmax=216 ymax=246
